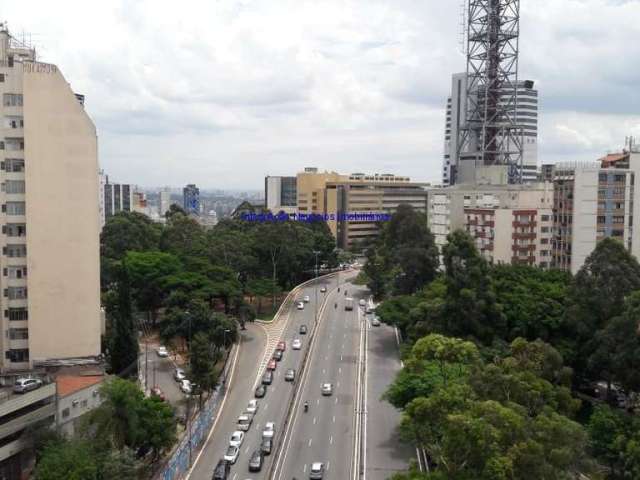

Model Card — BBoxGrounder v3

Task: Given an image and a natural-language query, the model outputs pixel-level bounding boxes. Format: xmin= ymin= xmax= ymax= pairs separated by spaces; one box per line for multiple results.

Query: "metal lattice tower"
xmin=457 ymin=0 xmax=524 ymax=183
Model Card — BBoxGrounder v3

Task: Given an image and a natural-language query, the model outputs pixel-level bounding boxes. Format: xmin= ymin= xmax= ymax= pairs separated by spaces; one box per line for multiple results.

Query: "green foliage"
xmin=34 ymin=439 xmax=98 ymax=480
xmin=106 ymin=264 xmax=139 ymax=375
xmin=189 ymin=331 xmax=222 ymax=394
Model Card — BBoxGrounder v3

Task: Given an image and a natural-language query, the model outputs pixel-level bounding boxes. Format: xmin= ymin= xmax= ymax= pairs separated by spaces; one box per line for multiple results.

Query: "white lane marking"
xmin=233 ymin=474 xmax=237 ymax=480
xmin=322 ymin=369 xmax=326 ymax=374
xmin=304 ymin=464 xmax=307 ymax=473
xmin=264 ymin=403 xmax=268 ymax=410
xmin=335 ymin=397 xmax=338 ymax=404
xmin=330 ymin=435 xmax=333 ymax=445
xmin=327 ymin=461 xmax=331 ymax=471
xmin=308 ymin=438 xmax=313 ymax=447
xmin=313 ymin=417 xmax=317 ymax=425
xmin=317 ymin=398 xmax=320 ymax=405
xmin=339 ymin=367 xmax=342 ymax=374
xmin=337 ymin=381 xmax=340 ymax=388
xmin=245 ymin=446 xmax=250 ymax=454
xmin=332 ymin=415 xmax=336 ymax=423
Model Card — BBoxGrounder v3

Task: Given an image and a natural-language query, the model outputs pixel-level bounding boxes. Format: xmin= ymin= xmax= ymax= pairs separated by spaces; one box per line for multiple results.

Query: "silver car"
xmin=321 ymin=383 xmax=333 ymax=396
xmin=13 ymin=378 xmax=43 ymax=394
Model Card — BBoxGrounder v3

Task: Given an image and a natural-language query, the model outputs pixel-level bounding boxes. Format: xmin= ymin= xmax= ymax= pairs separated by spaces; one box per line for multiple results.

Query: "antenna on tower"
xmin=458 ymin=0 xmax=468 ymax=56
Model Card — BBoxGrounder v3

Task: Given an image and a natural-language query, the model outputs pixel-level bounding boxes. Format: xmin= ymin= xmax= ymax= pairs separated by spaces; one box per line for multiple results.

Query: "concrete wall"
xmin=23 ymin=64 xmax=101 ymax=361
xmin=571 ymin=167 xmax=599 ymax=274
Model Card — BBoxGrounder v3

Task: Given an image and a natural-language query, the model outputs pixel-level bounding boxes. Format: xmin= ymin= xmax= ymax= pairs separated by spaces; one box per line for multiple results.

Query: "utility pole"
xmin=313 ymin=250 xmax=321 ymax=325
xmin=144 ymin=341 xmax=148 ymax=392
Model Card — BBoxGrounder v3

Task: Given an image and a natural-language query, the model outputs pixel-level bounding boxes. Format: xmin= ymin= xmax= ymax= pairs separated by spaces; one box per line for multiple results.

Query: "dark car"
xmin=248 ymin=450 xmax=264 ymax=472
xmin=261 ymin=437 xmax=272 ymax=455
xmin=255 ymin=384 xmax=267 ymax=398
xmin=299 ymin=324 xmax=308 ymax=335
xmin=262 ymin=370 xmax=273 ymax=385
xmin=212 ymin=459 xmax=230 ymax=480
xmin=272 ymin=349 xmax=283 ymax=361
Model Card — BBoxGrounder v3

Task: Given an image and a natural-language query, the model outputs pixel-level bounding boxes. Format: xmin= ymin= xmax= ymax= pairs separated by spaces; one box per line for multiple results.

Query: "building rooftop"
xmin=56 ymin=375 xmax=104 ymax=398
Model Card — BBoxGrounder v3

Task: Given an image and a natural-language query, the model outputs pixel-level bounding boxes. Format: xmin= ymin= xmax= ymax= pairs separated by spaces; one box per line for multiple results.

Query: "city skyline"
xmin=3 ymin=0 xmax=639 ymax=190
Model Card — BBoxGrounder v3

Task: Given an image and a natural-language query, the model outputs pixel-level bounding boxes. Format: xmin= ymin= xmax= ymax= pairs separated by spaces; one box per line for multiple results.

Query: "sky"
xmin=2 ymin=0 xmax=640 ymax=189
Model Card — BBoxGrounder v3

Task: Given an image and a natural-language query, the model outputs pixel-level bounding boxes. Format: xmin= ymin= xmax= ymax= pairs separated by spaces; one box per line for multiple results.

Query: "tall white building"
xmin=159 ymin=186 xmax=171 ymax=218
xmin=0 ymin=25 xmax=101 ymax=369
xmin=443 ymin=73 xmax=539 ymax=186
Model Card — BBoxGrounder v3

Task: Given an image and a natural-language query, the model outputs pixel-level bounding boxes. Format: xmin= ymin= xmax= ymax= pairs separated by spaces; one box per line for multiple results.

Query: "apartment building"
xmin=429 ymin=183 xmax=554 ymax=267
xmin=265 ymin=175 xmax=297 ymax=215
xmin=101 ymin=175 xmax=134 ymax=225
xmin=183 ymin=183 xmax=200 ymax=215
xmin=0 ymin=25 xmax=101 ymax=369
xmin=552 ymin=162 xmax=636 ymax=273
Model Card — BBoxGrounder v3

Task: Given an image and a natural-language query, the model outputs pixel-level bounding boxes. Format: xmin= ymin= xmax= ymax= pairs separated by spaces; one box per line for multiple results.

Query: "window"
xmin=62 ymin=408 xmax=70 ymax=418
xmin=4 ymin=266 xmax=27 ymax=279
xmin=3 ymin=224 xmax=26 ymax=237
xmin=612 ymin=230 xmax=624 ymax=237
xmin=541 ymin=215 xmax=550 ymax=221
xmin=541 ymin=238 xmax=549 ymax=244
xmin=5 ymin=287 xmax=27 ymax=299
xmin=5 ymin=202 xmax=25 ymax=215
xmin=2 ymin=94 xmax=23 ymax=107
xmin=613 ymin=216 xmax=625 ymax=224
xmin=9 ymin=328 xmax=28 ymax=340
xmin=6 ymin=308 xmax=28 ymax=321
xmin=7 ymin=348 xmax=29 ymax=362
xmin=81 ymin=399 xmax=88 ymax=408
xmin=597 ymin=216 xmax=606 ymax=223
xmin=4 ymin=181 xmax=25 ymax=194
xmin=4 ymin=244 xmax=26 ymax=257
xmin=4 ymin=159 xmax=24 ymax=172
xmin=599 ymin=173 xmax=608 ymax=182
xmin=541 ymin=226 xmax=549 ymax=233
xmin=615 ymin=175 xmax=626 ymax=182
xmin=0 ymin=74 xmax=4 ymax=82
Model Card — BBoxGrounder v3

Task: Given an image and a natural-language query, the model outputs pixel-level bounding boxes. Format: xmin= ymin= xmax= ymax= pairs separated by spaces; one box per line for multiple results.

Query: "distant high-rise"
xmin=443 ymin=74 xmax=538 ymax=185
xmin=0 ymin=24 xmax=101 ymax=369
xmin=159 ymin=187 xmax=171 ymax=217
xmin=265 ymin=176 xmax=297 ymax=214
xmin=102 ymin=176 xmax=133 ymax=224
xmin=183 ymin=184 xmax=200 ymax=215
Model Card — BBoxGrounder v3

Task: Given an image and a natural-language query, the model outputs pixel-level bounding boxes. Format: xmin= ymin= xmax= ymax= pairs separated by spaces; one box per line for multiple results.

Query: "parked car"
xmin=267 ymin=359 xmax=277 ymax=371
xmin=272 ymin=349 xmax=283 ymax=361
xmin=285 ymin=369 xmax=296 ymax=382
xmin=321 ymin=383 xmax=333 ymax=396
xmin=297 ymin=302 xmax=305 ymax=310
xmin=359 ymin=299 xmax=366 ymax=307
xmin=262 ymin=422 xmax=275 ymax=439
xmin=261 ymin=437 xmax=272 ymax=455
xmin=292 ymin=339 xmax=302 ymax=350
xmin=212 ymin=459 xmax=230 ymax=480
xmin=180 ymin=379 xmax=193 ymax=394
xmin=320 ymin=286 xmax=327 ymax=293
xmin=174 ymin=368 xmax=186 ymax=382
xmin=255 ymin=384 xmax=267 ymax=398
xmin=246 ymin=399 xmax=259 ymax=414
xmin=262 ymin=371 xmax=273 ymax=385
xmin=371 ymin=316 xmax=381 ymax=327
xmin=277 ymin=341 xmax=286 ymax=351
xmin=156 ymin=346 xmax=168 ymax=357
xmin=309 ymin=462 xmax=325 ymax=479
xmin=150 ymin=386 xmax=165 ymax=401
xmin=229 ymin=430 xmax=245 ymax=448
xmin=303 ymin=295 xmax=310 ymax=303
xmin=299 ymin=324 xmax=308 ymax=334
xmin=248 ymin=450 xmax=264 ymax=472
xmin=13 ymin=378 xmax=43 ymax=394
xmin=223 ymin=445 xmax=239 ymax=464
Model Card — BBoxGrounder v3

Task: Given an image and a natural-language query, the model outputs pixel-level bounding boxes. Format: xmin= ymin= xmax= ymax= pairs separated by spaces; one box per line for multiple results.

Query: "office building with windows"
xmin=265 ymin=176 xmax=297 ymax=215
xmin=0 ymin=25 xmax=101 ymax=370
xmin=101 ymin=176 xmax=133 ymax=225
xmin=183 ymin=184 xmax=200 ymax=215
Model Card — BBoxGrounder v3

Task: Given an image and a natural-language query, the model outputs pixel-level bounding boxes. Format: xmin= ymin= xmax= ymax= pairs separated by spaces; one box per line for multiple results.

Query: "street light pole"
xmin=313 ymin=250 xmax=321 ymax=325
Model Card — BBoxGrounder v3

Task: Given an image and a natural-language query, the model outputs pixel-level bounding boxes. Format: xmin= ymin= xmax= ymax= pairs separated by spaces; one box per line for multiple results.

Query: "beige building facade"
xmin=0 ymin=26 xmax=101 ymax=370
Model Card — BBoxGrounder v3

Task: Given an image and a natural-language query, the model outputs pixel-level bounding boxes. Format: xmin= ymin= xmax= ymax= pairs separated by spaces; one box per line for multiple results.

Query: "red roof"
xmin=56 ymin=375 xmax=104 ymax=397
xmin=600 ymin=152 xmax=629 ymax=167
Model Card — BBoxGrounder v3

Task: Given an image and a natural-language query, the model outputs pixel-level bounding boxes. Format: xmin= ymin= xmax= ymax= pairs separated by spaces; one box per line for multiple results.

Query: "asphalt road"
xmin=139 ymin=347 xmax=186 ymax=417
xmin=365 ymin=321 xmax=413 ymax=479
xmin=189 ymin=274 xmax=343 ymax=480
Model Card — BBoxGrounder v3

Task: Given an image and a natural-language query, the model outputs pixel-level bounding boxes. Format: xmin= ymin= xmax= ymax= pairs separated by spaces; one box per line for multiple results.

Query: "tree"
xmin=98 ymin=447 xmax=140 ymax=480
xmin=125 ymin=251 xmax=182 ymax=325
xmin=160 ymin=210 xmax=207 ymax=258
xmin=246 ymin=277 xmax=277 ymax=314
xmin=137 ymin=396 xmax=177 ymax=460
xmin=189 ymin=331 xmax=221 ymax=395
xmin=34 ymin=440 xmax=98 ymax=480
xmin=442 ymin=230 xmax=506 ymax=343
xmin=107 ymin=263 xmax=139 ymax=376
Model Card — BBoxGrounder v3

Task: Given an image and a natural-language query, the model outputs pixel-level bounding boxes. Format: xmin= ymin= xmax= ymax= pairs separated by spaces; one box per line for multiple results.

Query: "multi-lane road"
xmin=187 ymin=272 xmax=413 ymax=480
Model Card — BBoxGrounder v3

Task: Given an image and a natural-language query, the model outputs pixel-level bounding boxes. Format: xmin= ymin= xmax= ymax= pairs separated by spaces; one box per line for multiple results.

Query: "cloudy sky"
xmin=3 ymin=0 xmax=640 ymax=189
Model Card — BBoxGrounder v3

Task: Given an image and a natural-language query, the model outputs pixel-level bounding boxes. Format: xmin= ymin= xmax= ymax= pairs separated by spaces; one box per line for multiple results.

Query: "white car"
xmin=320 ymin=286 xmax=327 ymax=293
xmin=262 ymin=422 xmax=275 ymax=439
xmin=303 ymin=295 xmax=310 ymax=303
xmin=180 ymin=379 xmax=192 ymax=394
xmin=174 ymin=368 xmax=186 ymax=382
xmin=292 ymin=339 xmax=302 ymax=350
xmin=321 ymin=383 xmax=333 ymax=396
xmin=223 ymin=445 xmax=239 ymax=464
xmin=246 ymin=399 xmax=259 ymax=414
xmin=156 ymin=346 xmax=168 ymax=357
xmin=229 ymin=430 xmax=245 ymax=447
xmin=310 ymin=462 xmax=325 ymax=479
xmin=297 ymin=302 xmax=305 ymax=310
xmin=359 ymin=299 xmax=366 ymax=307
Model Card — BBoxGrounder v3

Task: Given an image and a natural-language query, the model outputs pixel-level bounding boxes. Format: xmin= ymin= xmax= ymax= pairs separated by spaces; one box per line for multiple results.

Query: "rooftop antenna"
xmin=458 ymin=0 xmax=468 ymax=56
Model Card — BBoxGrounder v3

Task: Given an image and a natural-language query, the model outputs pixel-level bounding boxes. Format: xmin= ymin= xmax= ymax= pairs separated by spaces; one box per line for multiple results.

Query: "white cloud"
xmin=2 ymin=0 xmax=639 ymax=188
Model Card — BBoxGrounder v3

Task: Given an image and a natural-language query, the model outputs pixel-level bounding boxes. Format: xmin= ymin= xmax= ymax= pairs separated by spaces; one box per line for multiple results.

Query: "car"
xmin=174 ymin=368 xmax=186 ymax=382
xmin=229 ymin=430 xmax=245 ymax=448
xmin=371 ymin=317 xmax=381 ymax=327
xmin=359 ymin=299 xmax=366 ymax=307
xmin=248 ymin=450 xmax=264 ymax=472
xmin=156 ymin=346 xmax=169 ymax=357
xmin=365 ymin=305 xmax=375 ymax=314
xmin=285 ymin=369 xmax=296 ymax=382
xmin=272 ymin=349 xmax=283 ymax=361
xmin=292 ymin=339 xmax=302 ymax=350
xmin=299 ymin=324 xmax=308 ymax=335
xmin=309 ymin=462 xmax=325 ymax=479
xmin=13 ymin=377 xmax=43 ymax=394
xmin=297 ymin=301 xmax=305 ymax=310
xmin=180 ymin=379 xmax=193 ymax=394
xmin=246 ymin=399 xmax=259 ymax=414
xmin=212 ymin=459 xmax=230 ymax=480
xmin=277 ymin=341 xmax=286 ymax=351
xmin=150 ymin=386 xmax=165 ymax=401
xmin=321 ymin=383 xmax=333 ymax=396
xmin=262 ymin=371 xmax=273 ymax=385
xmin=237 ymin=413 xmax=253 ymax=431
xmin=223 ymin=445 xmax=239 ymax=464
xmin=267 ymin=359 xmax=277 ymax=371
xmin=303 ymin=295 xmax=310 ymax=303
xmin=320 ymin=286 xmax=327 ymax=293
xmin=262 ymin=422 xmax=275 ymax=439
xmin=255 ymin=384 xmax=267 ymax=398
xmin=261 ymin=437 xmax=272 ymax=455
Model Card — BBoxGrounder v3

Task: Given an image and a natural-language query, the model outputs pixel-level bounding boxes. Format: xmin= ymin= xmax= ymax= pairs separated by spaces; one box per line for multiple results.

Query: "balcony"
xmin=513 ymin=232 xmax=536 ymax=240
xmin=512 ymin=221 xmax=537 ymax=229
